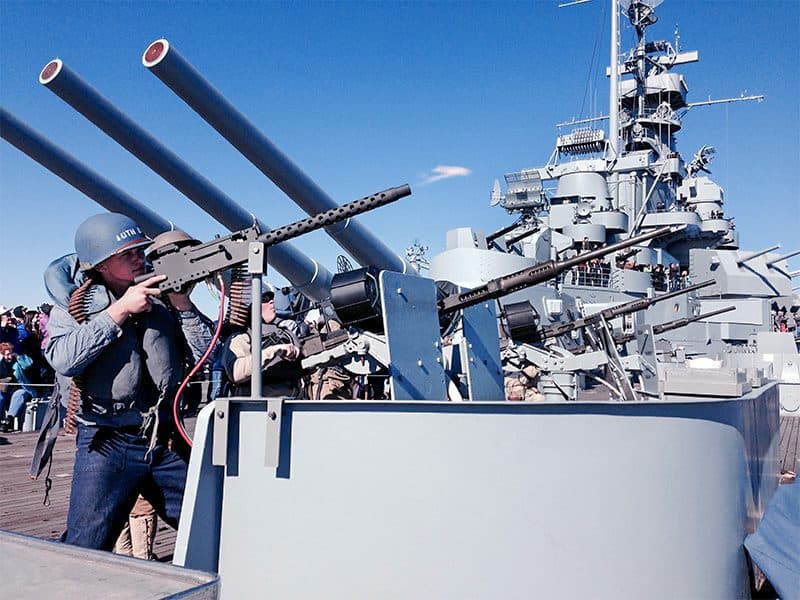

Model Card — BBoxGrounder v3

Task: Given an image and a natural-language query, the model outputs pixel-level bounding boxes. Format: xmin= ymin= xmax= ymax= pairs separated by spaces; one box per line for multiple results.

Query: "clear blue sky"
xmin=1 ymin=0 xmax=798 ymax=316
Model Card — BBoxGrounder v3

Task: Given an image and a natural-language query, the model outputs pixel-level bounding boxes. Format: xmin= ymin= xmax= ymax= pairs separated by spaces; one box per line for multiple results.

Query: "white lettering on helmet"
xmin=115 ymin=227 xmax=143 ymax=242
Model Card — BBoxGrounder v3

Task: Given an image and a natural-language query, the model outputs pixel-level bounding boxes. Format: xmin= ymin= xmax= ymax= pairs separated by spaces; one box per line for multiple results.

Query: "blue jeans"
xmin=64 ymin=424 xmax=187 ymax=551
xmin=8 ymin=389 xmax=31 ymax=420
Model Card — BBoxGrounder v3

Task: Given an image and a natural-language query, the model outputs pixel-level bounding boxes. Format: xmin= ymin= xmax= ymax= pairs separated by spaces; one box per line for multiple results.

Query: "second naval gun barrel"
xmin=439 ymin=225 xmax=675 ymax=314
xmin=142 ymin=39 xmax=410 ymax=275
xmin=39 ymin=59 xmax=334 ymax=302
xmin=145 ymin=185 xmax=411 ymax=293
xmin=0 ymin=108 xmax=170 ymax=237
xmin=540 ymin=279 xmax=716 ymax=340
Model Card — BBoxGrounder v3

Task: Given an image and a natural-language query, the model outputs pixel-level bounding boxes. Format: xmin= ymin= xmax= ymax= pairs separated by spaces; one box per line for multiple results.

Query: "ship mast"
xmin=608 ymin=0 xmax=620 ymax=158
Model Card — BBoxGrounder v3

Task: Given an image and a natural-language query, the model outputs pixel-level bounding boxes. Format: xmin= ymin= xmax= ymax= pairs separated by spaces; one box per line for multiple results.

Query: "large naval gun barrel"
xmin=0 ymin=108 xmax=170 ymax=237
xmin=39 ymin=59 xmax=333 ymax=302
xmin=540 ymin=279 xmax=716 ymax=340
xmin=439 ymin=225 xmax=675 ymax=314
xmin=141 ymin=39 xmax=411 ymax=275
xmin=143 ymin=185 xmax=411 ymax=293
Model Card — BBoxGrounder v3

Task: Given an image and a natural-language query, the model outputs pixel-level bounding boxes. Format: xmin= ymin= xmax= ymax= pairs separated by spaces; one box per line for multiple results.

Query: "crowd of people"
xmin=564 ymin=256 xmax=689 ymax=291
xmin=0 ymin=303 xmax=55 ymax=432
xmin=772 ymin=304 xmax=799 ymax=334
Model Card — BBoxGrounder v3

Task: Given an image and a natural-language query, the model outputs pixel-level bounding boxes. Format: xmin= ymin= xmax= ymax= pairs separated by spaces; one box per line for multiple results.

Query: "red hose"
xmin=172 ymin=276 xmax=227 ymax=448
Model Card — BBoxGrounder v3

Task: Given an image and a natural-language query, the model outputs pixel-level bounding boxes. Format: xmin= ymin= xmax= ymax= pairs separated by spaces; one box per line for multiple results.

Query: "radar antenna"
xmin=687 ymin=145 xmax=716 ymax=176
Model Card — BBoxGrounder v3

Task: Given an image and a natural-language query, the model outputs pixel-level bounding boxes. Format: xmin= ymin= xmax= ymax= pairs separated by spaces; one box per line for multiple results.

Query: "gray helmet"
xmin=74 ymin=213 xmax=151 ymax=270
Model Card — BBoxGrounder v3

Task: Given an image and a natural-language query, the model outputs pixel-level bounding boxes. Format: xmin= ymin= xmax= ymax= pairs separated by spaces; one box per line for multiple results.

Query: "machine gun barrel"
xmin=142 ymin=39 xmax=411 ymax=275
xmin=652 ymin=305 xmax=736 ymax=335
xmin=439 ymin=225 xmax=674 ymax=314
xmin=39 ymin=59 xmax=334 ymax=302
xmin=0 ymin=108 xmax=171 ymax=237
xmin=145 ymin=185 xmax=411 ymax=293
xmin=539 ymin=278 xmax=716 ymax=340
xmin=614 ymin=305 xmax=736 ymax=344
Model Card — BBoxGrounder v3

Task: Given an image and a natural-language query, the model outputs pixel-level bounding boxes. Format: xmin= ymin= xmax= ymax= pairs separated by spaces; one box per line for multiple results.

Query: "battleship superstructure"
xmin=1 ymin=0 xmax=797 ymax=598
xmin=431 ymin=0 xmax=799 ymax=404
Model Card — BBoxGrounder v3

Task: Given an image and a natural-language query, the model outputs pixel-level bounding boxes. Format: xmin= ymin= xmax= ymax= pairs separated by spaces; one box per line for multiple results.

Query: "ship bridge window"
xmin=690 ymin=187 xmax=697 ymax=198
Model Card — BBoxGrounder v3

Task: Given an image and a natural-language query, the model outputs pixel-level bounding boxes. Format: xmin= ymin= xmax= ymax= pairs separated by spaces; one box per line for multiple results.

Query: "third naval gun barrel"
xmin=540 ymin=279 xmax=716 ymax=340
xmin=39 ymin=59 xmax=334 ymax=302
xmin=0 ymin=108 xmax=170 ymax=237
xmin=141 ymin=39 xmax=411 ymax=275
xmin=439 ymin=225 xmax=676 ymax=314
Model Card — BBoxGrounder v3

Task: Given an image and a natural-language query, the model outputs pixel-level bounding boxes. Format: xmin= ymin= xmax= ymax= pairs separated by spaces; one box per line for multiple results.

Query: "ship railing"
xmin=559 ymin=264 xmax=612 ymax=288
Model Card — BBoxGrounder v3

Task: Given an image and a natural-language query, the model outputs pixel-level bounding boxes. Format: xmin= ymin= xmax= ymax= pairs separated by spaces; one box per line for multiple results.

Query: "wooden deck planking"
xmin=780 ymin=413 xmax=799 ymax=475
xmin=0 ymin=429 xmax=180 ymax=561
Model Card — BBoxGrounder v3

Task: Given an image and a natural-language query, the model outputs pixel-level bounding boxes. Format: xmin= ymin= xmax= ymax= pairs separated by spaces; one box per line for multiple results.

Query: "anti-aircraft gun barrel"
xmin=504 ymin=227 xmax=538 ymax=247
xmin=737 ymin=245 xmax=780 ymax=266
xmin=486 ymin=221 xmax=522 ymax=244
xmin=141 ymin=39 xmax=411 ymax=275
xmin=438 ymin=225 xmax=675 ymax=314
xmin=39 ymin=59 xmax=333 ymax=302
xmin=0 ymin=108 xmax=170 ymax=237
xmin=766 ymin=249 xmax=800 ymax=267
xmin=145 ymin=185 xmax=411 ymax=294
xmin=614 ymin=305 xmax=737 ymax=345
xmin=652 ymin=305 xmax=736 ymax=335
xmin=539 ymin=278 xmax=716 ymax=340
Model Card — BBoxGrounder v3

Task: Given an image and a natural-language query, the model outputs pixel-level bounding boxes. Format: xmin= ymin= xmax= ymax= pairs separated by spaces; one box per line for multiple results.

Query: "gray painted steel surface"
xmin=177 ymin=384 xmax=780 ymax=599
xmin=2 ymin=530 xmax=218 ymax=599
xmin=379 ymin=271 xmax=447 ymax=400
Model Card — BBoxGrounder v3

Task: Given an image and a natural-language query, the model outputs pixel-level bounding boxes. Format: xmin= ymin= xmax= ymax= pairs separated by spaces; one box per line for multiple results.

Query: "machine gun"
xmin=614 ymin=305 xmax=737 ymax=345
xmin=538 ymin=279 xmax=716 ymax=341
xmin=437 ymin=225 xmax=675 ymax=314
xmin=138 ymin=185 xmax=411 ymax=293
xmin=299 ymin=225 xmax=678 ymax=402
